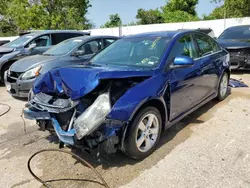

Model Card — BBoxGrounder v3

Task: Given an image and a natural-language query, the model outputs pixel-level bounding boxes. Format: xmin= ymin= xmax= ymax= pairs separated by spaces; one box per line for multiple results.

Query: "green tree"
xmin=6 ymin=0 xmax=92 ymax=31
xmin=161 ymin=0 xmax=199 ymax=23
xmin=163 ymin=0 xmax=199 ymax=16
xmin=0 ymin=0 xmax=18 ymax=36
xmin=101 ymin=14 xmax=122 ymax=28
xmin=163 ymin=10 xmax=199 ymax=23
xmin=207 ymin=0 xmax=250 ymax=19
xmin=136 ymin=8 xmax=164 ymax=25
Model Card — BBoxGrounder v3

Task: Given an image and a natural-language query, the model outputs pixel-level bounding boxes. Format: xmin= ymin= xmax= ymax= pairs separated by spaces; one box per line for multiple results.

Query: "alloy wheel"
xmin=135 ymin=113 xmax=160 ymax=153
xmin=220 ymin=73 xmax=228 ymax=97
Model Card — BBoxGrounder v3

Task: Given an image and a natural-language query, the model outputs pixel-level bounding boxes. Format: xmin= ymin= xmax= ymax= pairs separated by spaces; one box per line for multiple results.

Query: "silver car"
xmin=5 ymin=35 xmax=118 ymax=98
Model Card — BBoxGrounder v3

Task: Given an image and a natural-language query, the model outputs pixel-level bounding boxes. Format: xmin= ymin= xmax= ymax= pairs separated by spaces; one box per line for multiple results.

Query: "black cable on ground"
xmin=0 ymin=103 xmax=11 ymax=117
xmin=0 ymin=103 xmax=109 ymax=187
xmin=27 ymin=149 xmax=110 ymax=188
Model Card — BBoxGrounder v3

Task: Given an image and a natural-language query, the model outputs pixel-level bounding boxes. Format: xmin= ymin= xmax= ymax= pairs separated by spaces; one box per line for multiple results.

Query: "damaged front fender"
xmin=108 ymin=73 xmax=169 ymax=121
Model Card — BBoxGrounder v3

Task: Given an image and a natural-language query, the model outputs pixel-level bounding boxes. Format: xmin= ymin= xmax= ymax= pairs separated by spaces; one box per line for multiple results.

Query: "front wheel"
xmin=217 ymin=72 xmax=229 ymax=101
xmin=124 ymin=107 xmax=162 ymax=159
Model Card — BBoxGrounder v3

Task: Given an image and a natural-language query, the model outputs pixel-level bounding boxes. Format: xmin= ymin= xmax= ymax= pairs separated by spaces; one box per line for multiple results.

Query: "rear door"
xmin=168 ymin=34 xmax=204 ymax=121
xmin=193 ymin=33 xmax=222 ymax=99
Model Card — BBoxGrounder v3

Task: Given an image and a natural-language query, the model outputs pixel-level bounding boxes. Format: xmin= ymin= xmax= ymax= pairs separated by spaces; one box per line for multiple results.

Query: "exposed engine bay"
xmin=25 ymin=77 xmax=147 ymax=154
xmin=226 ymin=48 xmax=250 ymax=70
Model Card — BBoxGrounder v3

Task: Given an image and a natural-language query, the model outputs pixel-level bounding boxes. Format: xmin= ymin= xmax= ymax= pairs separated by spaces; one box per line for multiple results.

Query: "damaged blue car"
xmin=24 ymin=31 xmax=230 ymax=159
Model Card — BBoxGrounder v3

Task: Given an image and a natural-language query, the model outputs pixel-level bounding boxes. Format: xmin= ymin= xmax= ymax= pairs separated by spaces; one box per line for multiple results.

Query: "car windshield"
xmin=4 ymin=35 xmax=33 ymax=48
xmin=219 ymin=26 xmax=250 ymax=40
xmin=44 ymin=38 xmax=83 ymax=56
xmin=90 ymin=36 xmax=170 ymax=68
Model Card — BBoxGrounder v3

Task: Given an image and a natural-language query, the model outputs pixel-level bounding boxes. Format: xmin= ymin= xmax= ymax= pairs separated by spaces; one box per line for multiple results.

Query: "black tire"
xmin=217 ymin=72 xmax=229 ymax=101
xmin=1 ymin=65 xmax=10 ymax=84
xmin=124 ymin=106 xmax=162 ymax=159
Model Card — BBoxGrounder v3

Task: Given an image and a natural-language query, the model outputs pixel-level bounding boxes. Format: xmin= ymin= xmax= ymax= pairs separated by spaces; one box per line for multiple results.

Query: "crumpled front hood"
xmin=217 ymin=39 xmax=250 ymax=49
xmin=33 ymin=66 xmax=153 ymax=100
xmin=11 ymin=54 xmax=60 ymax=72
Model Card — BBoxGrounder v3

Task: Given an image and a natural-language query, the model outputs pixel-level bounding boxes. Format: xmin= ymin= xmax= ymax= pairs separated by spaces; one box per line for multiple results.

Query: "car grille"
xmin=10 ymin=71 xmax=22 ymax=79
xmin=7 ymin=71 xmax=23 ymax=83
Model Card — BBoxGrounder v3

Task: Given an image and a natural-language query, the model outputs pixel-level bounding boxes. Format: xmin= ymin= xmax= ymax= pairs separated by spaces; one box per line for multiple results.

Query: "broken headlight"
xmin=74 ymin=93 xmax=111 ymax=140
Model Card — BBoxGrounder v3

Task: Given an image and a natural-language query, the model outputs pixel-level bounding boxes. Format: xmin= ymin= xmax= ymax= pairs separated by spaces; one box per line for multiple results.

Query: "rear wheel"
xmin=124 ymin=107 xmax=162 ymax=159
xmin=217 ymin=72 xmax=229 ymax=101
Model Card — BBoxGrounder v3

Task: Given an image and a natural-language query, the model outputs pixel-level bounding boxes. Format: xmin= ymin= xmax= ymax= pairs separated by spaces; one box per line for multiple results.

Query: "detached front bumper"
xmin=4 ymin=71 xmax=35 ymax=98
xmin=23 ymin=108 xmax=126 ymax=148
xmin=24 ymin=108 xmax=76 ymax=145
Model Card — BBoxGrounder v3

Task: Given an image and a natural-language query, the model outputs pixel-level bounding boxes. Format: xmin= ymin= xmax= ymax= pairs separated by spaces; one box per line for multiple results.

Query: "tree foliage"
xmin=134 ymin=0 xmax=199 ymax=25
xmin=101 ymin=14 xmax=122 ymax=28
xmin=136 ymin=8 xmax=164 ymax=25
xmin=161 ymin=0 xmax=199 ymax=23
xmin=163 ymin=0 xmax=199 ymax=16
xmin=0 ymin=0 xmax=92 ymax=36
xmin=205 ymin=0 xmax=250 ymax=20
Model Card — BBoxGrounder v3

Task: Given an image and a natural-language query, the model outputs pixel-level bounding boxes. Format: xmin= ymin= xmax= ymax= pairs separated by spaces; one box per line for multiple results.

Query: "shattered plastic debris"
xmin=229 ymin=78 xmax=248 ymax=88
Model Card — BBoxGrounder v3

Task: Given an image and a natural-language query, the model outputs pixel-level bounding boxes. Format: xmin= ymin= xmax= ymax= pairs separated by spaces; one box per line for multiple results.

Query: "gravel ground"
xmin=0 ymin=72 xmax=250 ymax=188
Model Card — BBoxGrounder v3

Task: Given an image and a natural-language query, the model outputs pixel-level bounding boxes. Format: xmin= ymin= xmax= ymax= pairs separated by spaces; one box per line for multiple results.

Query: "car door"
xmin=72 ymin=39 xmax=104 ymax=63
xmin=168 ymin=34 xmax=204 ymax=121
xmin=25 ymin=34 xmax=51 ymax=55
xmin=194 ymin=33 xmax=221 ymax=100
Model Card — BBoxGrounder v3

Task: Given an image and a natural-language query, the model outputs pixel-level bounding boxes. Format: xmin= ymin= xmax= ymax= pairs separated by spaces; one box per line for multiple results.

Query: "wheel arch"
xmin=0 ymin=60 xmax=16 ymax=81
xmin=128 ymin=98 xmax=167 ymax=131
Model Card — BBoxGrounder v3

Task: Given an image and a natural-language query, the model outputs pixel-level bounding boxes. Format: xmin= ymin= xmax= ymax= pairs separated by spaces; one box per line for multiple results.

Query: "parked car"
xmin=24 ymin=30 xmax=230 ymax=159
xmin=0 ymin=40 xmax=10 ymax=46
xmin=5 ymin=35 xmax=118 ymax=98
xmin=217 ymin=25 xmax=250 ymax=70
xmin=0 ymin=30 xmax=90 ymax=83
xmin=179 ymin=28 xmax=216 ymax=38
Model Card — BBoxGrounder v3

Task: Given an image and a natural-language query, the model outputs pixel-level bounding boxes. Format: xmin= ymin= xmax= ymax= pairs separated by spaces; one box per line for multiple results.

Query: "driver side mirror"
xmin=72 ymin=50 xmax=85 ymax=57
xmin=28 ymin=43 xmax=36 ymax=51
xmin=171 ymin=55 xmax=194 ymax=69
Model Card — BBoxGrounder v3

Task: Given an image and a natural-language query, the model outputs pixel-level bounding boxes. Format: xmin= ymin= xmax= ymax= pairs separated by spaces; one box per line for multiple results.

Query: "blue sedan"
xmin=24 ymin=30 xmax=230 ymax=159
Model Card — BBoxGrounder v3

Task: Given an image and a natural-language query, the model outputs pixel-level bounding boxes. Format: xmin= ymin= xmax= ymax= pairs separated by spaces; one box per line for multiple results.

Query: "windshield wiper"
xmin=81 ymin=61 xmax=102 ymax=67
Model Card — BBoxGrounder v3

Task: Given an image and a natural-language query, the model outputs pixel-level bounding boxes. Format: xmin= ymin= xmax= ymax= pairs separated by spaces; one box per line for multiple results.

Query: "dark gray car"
xmin=5 ymin=35 xmax=118 ymax=98
xmin=0 ymin=30 xmax=89 ymax=83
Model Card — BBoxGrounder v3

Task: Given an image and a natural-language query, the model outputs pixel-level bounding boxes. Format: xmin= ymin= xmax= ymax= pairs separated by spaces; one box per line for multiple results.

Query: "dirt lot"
xmin=0 ymin=72 xmax=250 ymax=188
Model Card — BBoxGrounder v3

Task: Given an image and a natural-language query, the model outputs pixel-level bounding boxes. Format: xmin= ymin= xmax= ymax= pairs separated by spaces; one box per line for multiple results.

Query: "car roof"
xmin=226 ymin=25 xmax=250 ymax=30
xmin=62 ymin=35 xmax=119 ymax=43
xmin=123 ymin=30 xmax=205 ymax=39
xmin=22 ymin=30 xmax=90 ymax=37
xmin=70 ymin=35 xmax=119 ymax=40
